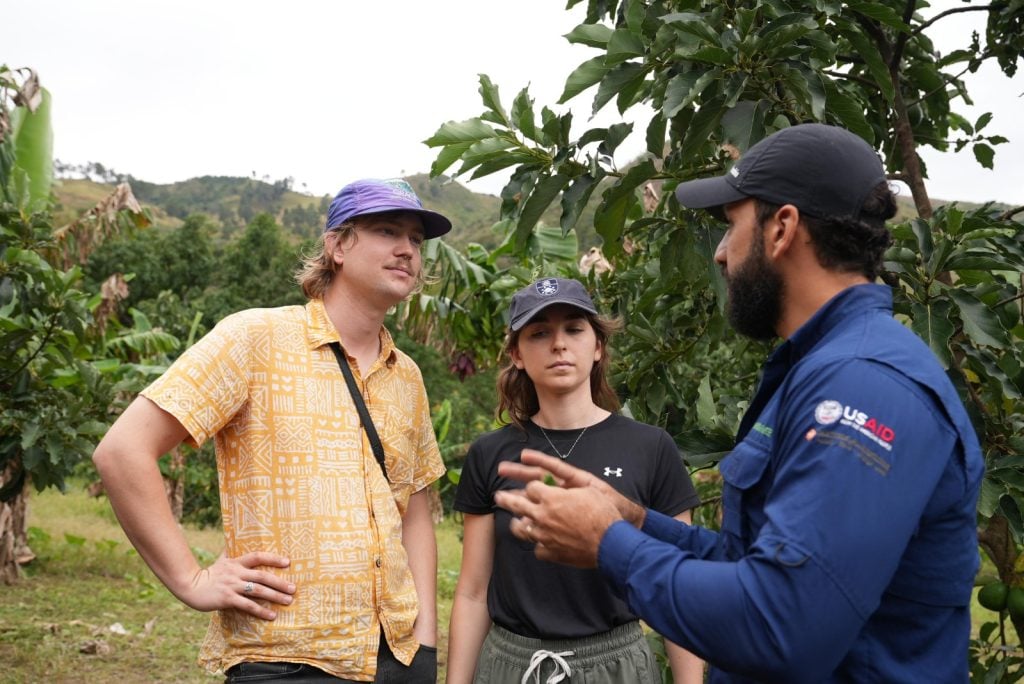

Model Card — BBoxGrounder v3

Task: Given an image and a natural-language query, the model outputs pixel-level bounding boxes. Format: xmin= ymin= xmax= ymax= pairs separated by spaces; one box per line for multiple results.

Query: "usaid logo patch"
xmin=814 ymin=400 xmax=843 ymax=425
xmin=536 ymin=279 xmax=559 ymax=296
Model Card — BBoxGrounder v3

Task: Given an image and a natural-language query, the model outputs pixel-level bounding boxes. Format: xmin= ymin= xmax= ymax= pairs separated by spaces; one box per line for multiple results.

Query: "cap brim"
xmin=510 ymin=299 xmax=599 ymax=331
xmin=352 ymin=206 xmax=452 ymax=239
xmin=417 ymin=210 xmax=453 ymax=239
xmin=674 ymin=175 xmax=748 ymax=213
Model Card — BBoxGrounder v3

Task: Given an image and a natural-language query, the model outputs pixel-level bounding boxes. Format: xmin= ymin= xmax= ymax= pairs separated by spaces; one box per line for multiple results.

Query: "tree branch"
xmin=891 ymin=0 xmax=918 ymax=70
xmin=998 ymin=205 xmax=1024 ymax=221
xmin=912 ymin=6 xmax=993 ymax=38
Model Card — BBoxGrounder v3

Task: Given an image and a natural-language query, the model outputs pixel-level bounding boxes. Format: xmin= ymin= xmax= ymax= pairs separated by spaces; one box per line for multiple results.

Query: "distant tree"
xmin=199 ymin=213 xmax=306 ymax=324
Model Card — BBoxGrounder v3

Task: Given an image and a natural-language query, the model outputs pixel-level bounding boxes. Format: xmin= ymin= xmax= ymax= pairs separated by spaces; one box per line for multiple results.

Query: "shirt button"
xmin=375 ymin=557 xmax=382 ymax=568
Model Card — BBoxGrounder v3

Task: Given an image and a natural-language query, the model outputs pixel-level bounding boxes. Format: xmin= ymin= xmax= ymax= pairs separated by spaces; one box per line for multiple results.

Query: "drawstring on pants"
xmin=521 ymin=649 xmax=575 ymax=684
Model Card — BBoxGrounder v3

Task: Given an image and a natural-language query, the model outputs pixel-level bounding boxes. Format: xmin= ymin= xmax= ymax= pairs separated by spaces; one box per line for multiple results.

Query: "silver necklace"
xmin=537 ymin=425 xmax=588 ymax=460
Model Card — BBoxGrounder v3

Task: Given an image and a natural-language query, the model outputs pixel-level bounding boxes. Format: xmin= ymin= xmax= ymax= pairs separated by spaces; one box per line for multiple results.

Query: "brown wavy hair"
xmin=496 ymin=311 xmax=622 ymax=431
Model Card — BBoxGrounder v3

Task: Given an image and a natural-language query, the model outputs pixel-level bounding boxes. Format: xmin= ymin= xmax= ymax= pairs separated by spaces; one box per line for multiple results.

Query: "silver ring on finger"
xmin=244 ymin=580 xmax=255 ymax=594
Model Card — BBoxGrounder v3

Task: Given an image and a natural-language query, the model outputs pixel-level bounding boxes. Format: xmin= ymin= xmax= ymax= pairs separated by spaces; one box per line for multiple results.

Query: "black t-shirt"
xmin=454 ymin=413 xmax=701 ymax=639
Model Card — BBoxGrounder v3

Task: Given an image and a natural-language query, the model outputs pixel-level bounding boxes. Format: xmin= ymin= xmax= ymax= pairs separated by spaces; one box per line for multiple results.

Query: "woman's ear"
xmin=509 ymin=345 xmax=525 ymax=370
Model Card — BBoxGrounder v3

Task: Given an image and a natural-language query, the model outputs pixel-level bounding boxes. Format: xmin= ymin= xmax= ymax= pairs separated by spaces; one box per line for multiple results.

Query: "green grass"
xmin=7 ymin=485 xmax=1012 ymax=681
xmin=1 ymin=485 xmax=463 ymax=683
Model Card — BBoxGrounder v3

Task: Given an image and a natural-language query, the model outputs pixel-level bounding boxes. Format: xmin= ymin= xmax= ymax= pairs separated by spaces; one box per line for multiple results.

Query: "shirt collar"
xmin=304 ymin=299 xmax=398 ymax=368
xmin=784 ymin=283 xmax=892 ymax=361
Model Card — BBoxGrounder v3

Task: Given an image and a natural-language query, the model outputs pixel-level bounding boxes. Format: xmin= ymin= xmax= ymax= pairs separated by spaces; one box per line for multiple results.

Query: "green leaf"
xmin=606 ymin=29 xmax=646 ymax=63
xmin=423 ymin=119 xmax=498 ymax=146
xmin=696 ymin=374 xmax=716 ymax=426
xmin=721 ymin=100 xmax=768 ymax=152
xmin=680 ymin=96 xmax=725 ymax=162
xmin=909 ymin=218 xmax=934 ymax=262
xmin=559 ymin=56 xmax=611 ymax=104
xmin=428 ymin=142 xmax=472 ymax=177
xmin=478 ymin=74 xmax=509 ymax=127
xmin=839 ymin=24 xmax=895 ymax=103
xmin=949 ymin=288 xmax=1010 ymax=349
xmin=592 ymin=63 xmax=647 ymax=116
xmin=945 ymin=254 xmax=1017 ymax=272
xmin=514 ymin=174 xmax=569 ymax=250
xmin=661 ymin=12 xmax=721 ymax=44
xmin=600 ymin=122 xmax=633 ymax=156
xmin=11 ymin=88 xmax=53 ymax=210
xmin=532 ymin=223 xmax=578 ymax=262
xmin=511 ymin=88 xmax=538 ymax=142
xmin=910 ymin=300 xmax=954 ymax=368
xmin=979 ymin=477 xmax=1002 ymax=517
xmin=689 ymin=46 xmax=733 ymax=66
xmin=822 ymin=78 xmax=872 ymax=141
xmin=845 ymin=1 xmax=910 ymax=32
xmin=595 ymin=160 xmax=656 ymax=253
xmin=973 ymin=143 xmax=995 ymax=170
xmin=564 ymin=23 xmax=613 ymax=48
xmin=646 ymin=114 xmax=667 ymax=157
xmin=560 ymin=173 xmax=600 ymax=234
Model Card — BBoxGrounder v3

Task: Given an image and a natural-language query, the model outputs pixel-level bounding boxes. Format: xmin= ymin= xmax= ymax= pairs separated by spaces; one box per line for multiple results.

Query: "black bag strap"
xmin=328 ymin=341 xmax=388 ymax=482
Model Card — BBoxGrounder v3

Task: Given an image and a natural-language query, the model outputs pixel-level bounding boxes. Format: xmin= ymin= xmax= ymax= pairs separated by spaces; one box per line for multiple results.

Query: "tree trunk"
xmin=0 ymin=467 xmax=31 ymax=585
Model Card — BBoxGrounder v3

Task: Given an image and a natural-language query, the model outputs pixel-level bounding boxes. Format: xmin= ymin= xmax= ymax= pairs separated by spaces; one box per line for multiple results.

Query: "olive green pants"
xmin=473 ymin=621 xmax=659 ymax=684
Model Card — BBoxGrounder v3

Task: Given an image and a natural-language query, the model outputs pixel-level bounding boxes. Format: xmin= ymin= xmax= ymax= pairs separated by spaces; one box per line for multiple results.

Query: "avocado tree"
xmin=422 ymin=0 xmax=1024 ymax=675
xmin=0 ymin=67 xmax=168 ymax=582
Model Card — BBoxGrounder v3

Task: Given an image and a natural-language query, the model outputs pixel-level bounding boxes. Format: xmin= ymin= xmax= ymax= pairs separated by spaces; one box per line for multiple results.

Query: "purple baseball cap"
xmin=325 ymin=178 xmax=452 ymax=238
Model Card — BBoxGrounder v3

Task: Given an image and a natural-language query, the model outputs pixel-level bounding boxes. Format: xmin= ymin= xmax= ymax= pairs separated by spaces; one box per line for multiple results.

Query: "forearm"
xmin=402 ymin=488 xmax=437 ymax=646
xmin=445 ymin=593 xmax=491 ymax=684
xmin=666 ymin=639 xmax=705 ymax=684
xmin=93 ymin=398 xmax=200 ymax=599
xmin=600 ymin=525 xmax=862 ymax=680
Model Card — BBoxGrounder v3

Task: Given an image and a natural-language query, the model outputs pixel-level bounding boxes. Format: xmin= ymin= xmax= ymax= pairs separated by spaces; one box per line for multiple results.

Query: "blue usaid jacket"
xmin=599 ymin=284 xmax=984 ymax=682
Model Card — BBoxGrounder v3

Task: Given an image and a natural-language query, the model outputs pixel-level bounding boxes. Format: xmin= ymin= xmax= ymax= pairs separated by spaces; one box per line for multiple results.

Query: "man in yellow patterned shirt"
xmin=93 ymin=178 xmax=451 ymax=682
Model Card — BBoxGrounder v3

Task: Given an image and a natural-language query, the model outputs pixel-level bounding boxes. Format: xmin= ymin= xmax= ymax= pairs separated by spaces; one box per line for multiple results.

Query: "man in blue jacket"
xmin=495 ymin=123 xmax=984 ymax=682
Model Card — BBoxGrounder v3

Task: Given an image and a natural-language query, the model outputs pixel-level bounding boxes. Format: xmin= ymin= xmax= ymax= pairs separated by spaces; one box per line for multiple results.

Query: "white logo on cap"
xmin=536 ymin=279 xmax=559 ymax=296
xmin=384 ymin=179 xmax=419 ymax=204
xmin=730 ymin=166 xmax=740 ymax=177
xmin=814 ymin=400 xmax=843 ymax=425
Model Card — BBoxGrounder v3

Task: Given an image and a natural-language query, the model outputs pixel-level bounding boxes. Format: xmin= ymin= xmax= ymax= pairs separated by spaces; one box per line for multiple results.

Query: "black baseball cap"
xmin=508 ymin=278 xmax=599 ymax=331
xmin=674 ymin=123 xmax=886 ymax=220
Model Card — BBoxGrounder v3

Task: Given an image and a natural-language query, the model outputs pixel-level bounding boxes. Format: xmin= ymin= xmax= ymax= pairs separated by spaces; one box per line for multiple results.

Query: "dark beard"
xmin=726 ymin=233 xmax=783 ymax=341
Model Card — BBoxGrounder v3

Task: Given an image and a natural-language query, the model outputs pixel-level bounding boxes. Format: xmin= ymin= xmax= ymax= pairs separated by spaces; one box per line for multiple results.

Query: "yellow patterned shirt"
xmin=141 ymin=298 xmax=444 ymax=680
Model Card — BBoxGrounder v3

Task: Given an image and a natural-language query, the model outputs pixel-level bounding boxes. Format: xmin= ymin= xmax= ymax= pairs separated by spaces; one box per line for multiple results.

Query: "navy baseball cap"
xmin=674 ymin=123 xmax=886 ymax=220
xmin=325 ymin=178 xmax=452 ymax=238
xmin=508 ymin=278 xmax=599 ymax=331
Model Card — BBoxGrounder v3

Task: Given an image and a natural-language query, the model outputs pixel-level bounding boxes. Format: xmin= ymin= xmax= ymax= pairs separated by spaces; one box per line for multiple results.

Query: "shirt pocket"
xmin=718 ymin=439 xmax=772 ymax=557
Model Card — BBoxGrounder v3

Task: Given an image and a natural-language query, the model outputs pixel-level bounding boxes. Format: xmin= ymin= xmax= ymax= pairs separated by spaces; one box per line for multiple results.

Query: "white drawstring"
xmin=521 ymin=649 xmax=574 ymax=684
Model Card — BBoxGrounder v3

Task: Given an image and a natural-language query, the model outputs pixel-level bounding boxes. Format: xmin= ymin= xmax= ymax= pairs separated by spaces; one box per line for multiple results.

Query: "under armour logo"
xmin=603 ymin=467 xmax=623 ymax=477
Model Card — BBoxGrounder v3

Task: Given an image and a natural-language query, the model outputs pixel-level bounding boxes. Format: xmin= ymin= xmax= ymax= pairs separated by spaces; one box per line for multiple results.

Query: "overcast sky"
xmin=8 ymin=1 xmax=1023 ymax=207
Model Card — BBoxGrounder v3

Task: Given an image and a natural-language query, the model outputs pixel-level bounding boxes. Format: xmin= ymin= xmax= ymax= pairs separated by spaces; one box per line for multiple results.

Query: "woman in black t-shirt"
xmin=447 ymin=277 xmax=704 ymax=684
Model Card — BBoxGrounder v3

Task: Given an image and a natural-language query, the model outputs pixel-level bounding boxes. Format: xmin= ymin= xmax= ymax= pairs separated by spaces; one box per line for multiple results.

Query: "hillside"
xmin=53 ymin=173 xmax=510 ymax=251
xmin=53 ymin=170 xmax=994 ymax=255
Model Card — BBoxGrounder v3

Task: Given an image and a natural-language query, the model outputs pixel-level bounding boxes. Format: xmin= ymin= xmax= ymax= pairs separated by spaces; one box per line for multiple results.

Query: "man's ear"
xmin=766 ymin=204 xmax=801 ymax=260
xmin=329 ymin=230 xmax=351 ymax=267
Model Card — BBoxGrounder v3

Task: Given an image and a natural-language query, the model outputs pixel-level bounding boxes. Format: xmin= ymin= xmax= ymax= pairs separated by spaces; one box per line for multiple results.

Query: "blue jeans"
xmin=224 ymin=640 xmax=437 ymax=683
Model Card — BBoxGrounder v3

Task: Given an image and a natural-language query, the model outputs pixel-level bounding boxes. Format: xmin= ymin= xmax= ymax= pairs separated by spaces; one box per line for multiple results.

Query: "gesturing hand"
xmin=498 ymin=449 xmax=646 ymax=526
xmin=494 ymin=449 xmax=645 ymax=568
xmin=180 ymin=551 xmax=295 ymax=620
